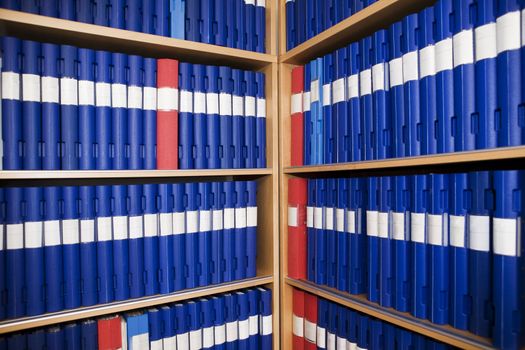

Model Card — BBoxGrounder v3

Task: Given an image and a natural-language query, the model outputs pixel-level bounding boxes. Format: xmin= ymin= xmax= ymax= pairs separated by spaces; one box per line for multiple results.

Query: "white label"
xmin=131 ymin=334 xmax=148 ymax=350
xmin=372 ymin=63 xmax=385 ymax=92
xmin=194 ymin=91 xmax=206 ymax=114
xmin=189 ymin=330 xmax=202 ymax=350
xmin=288 ymin=206 xmax=298 ymax=227
xmin=233 ymin=95 xmax=244 ymax=116
xmin=224 ymin=208 xmax=235 ymax=229
xmin=61 ymin=77 xmax=78 ymax=105
xmin=42 ymin=76 xmax=59 ymax=103
xmin=22 ymin=74 xmax=40 ymax=102
xmin=256 ymin=0 xmax=265 ymax=7
xmin=435 ymin=38 xmax=453 ymax=73
xmin=203 ymin=327 xmax=214 ymax=348
xmin=129 ymin=216 xmax=144 ymax=239
xmin=97 ymin=217 xmax=112 ymax=241
xmin=337 ymin=337 xmax=347 ymax=350
xmin=346 ymin=210 xmax=356 ymax=233
xmin=304 ymin=320 xmax=316 ymax=342
xmin=249 ymin=315 xmax=258 ymax=335
xmin=213 ymin=210 xmax=224 ymax=230
xmin=469 ymin=215 xmax=490 ymax=252
xmin=173 ymin=212 xmax=185 ymax=235
xmin=143 ymin=86 xmax=157 ymax=110
xmin=314 ymin=207 xmax=323 ymax=229
xmin=180 ymin=90 xmax=193 ymax=113
xmin=144 ymin=213 xmax=158 ymax=237
xmin=238 ymin=319 xmax=249 ymax=340
xmin=219 ymin=93 xmax=232 ymax=115
xmin=257 ymin=97 xmax=266 ymax=118
xmin=378 ymin=212 xmax=389 ymax=238
xmin=95 ymin=82 xmax=111 ymax=107
xmin=291 ymin=93 xmax=302 ymax=114
xmin=112 ymin=216 xmax=128 ymax=240
xmin=157 ymin=87 xmax=179 ymax=110
xmin=497 ymin=11 xmax=521 ymax=53
xmin=411 ymin=213 xmax=425 ymax=243
xmin=0 ymin=226 xmax=4 ymax=251
xmin=419 ymin=45 xmax=436 ymax=78
xmin=449 ymin=215 xmax=466 ymax=248
xmin=62 ymin=219 xmax=80 ymax=244
xmin=366 ymin=210 xmax=378 ymax=237
xmin=245 ymin=95 xmax=256 ymax=117
xmin=247 ymin=207 xmax=257 ymax=227
xmin=332 ymin=78 xmax=345 ymax=103
xmin=347 ymin=74 xmax=359 ymax=99
xmin=336 ymin=208 xmax=344 ymax=232
xmin=523 ymin=9 xmax=525 ymax=46
xmin=348 ymin=341 xmax=358 ymax=350
xmin=310 ymin=80 xmax=319 ymax=102
xmin=200 ymin=210 xmax=211 ymax=232
xmin=80 ymin=219 xmax=95 ymax=243
xmin=163 ymin=336 xmax=176 ymax=350
xmin=246 ymin=0 xmax=256 ymax=4
xmin=261 ymin=315 xmax=272 ymax=335
xmin=493 ymin=218 xmax=519 ymax=256
xmin=316 ymin=326 xmax=326 ymax=348
xmin=127 ymin=85 xmax=142 ymax=109
xmin=392 ymin=212 xmax=405 ymax=240
xmin=327 ymin=333 xmax=336 ymax=350
xmin=389 ymin=57 xmax=403 ymax=87
xmin=150 ymin=339 xmax=163 ymax=350
xmin=111 ymin=83 xmax=126 ymax=108
xmin=303 ymin=92 xmax=311 ymax=111
xmin=292 ymin=315 xmax=304 ymax=337
xmin=226 ymin=321 xmax=238 ymax=342
xmin=215 ymin=325 xmax=226 ymax=345
xmin=78 ymin=80 xmax=95 ymax=106
xmin=177 ymin=332 xmax=189 ymax=350
xmin=474 ymin=23 xmax=497 ymax=62
xmin=6 ymin=224 xmax=23 ymax=249
xmin=402 ymin=51 xmax=419 ymax=82
xmin=453 ymin=29 xmax=474 ymax=67
xmin=359 ymin=69 xmax=371 ymax=96
xmin=2 ymin=72 xmax=20 ymax=100
xmin=186 ymin=210 xmax=198 ymax=234
xmin=322 ymin=84 xmax=331 ymax=106
xmin=428 ymin=214 xmax=447 ymax=246
xmin=206 ymin=93 xmax=219 ymax=114
xmin=24 ymin=221 xmax=43 ymax=248
xmin=306 ymin=206 xmax=314 ymax=228
xmin=325 ymin=208 xmax=334 ymax=230
xmin=235 ymin=208 xmax=247 ymax=229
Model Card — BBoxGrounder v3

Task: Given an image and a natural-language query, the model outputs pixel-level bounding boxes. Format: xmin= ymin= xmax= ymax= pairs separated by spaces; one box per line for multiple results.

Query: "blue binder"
xmin=188 ymin=301 xmax=203 ymax=349
xmin=143 ymin=184 xmax=159 ymax=296
xmin=128 ymin=55 xmax=144 ymax=170
xmin=125 ymin=313 xmax=149 ymax=349
xmin=185 ymin=182 xmax=199 ymax=289
xmin=224 ymin=293 xmax=238 ymax=349
xmin=79 ymin=186 xmax=97 ymax=306
xmin=186 ymin=0 xmax=200 ymax=41
xmin=219 ymin=67 xmax=234 ymax=169
xmin=80 ymin=319 xmax=98 ymax=350
xmin=58 ymin=0 xmax=75 ymax=20
xmin=336 ymin=178 xmax=349 ymax=292
xmin=317 ymin=298 xmax=328 ymax=349
xmin=124 ymin=0 xmax=140 ymax=31
xmin=76 ymin=0 xmax=93 ymax=23
xmin=348 ymin=42 xmax=362 ymax=162
xmin=111 ymin=53 xmax=128 ymax=170
xmin=378 ymin=176 xmax=393 ymax=308
xmin=161 ymin=305 xmax=176 ymax=348
xmin=0 ymin=0 xmax=20 ymax=10
xmin=214 ymin=0 xmax=227 ymax=46
xmin=305 ymin=0 xmax=314 ymax=41
xmin=143 ymin=58 xmax=157 ymax=169
xmin=356 ymin=315 xmax=369 ymax=350
xmin=348 ymin=177 xmax=365 ymax=294
xmin=304 ymin=63 xmax=312 ymax=165
xmin=259 ymin=288 xmax=272 ymax=350
xmin=347 ymin=310 xmax=358 ymax=348
xmin=148 ymin=308 xmax=163 ymax=348
xmin=44 ymin=186 xmax=64 ymax=312
xmin=60 ymin=45 xmax=79 ymax=170
xmin=95 ymin=50 xmax=113 ymax=170
xmin=128 ymin=184 xmax=145 ymax=299
xmin=223 ymin=181 xmax=236 ymax=282
xmin=201 ymin=298 xmax=215 ymax=349
xmin=62 ymin=186 xmax=81 ymax=309
xmin=244 ymin=71 xmax=257 ymax=168
xmin=173 ymin=183 xmax=186 ymax=291
xmin=322 ymin=54 xmax=335 ymax=164
xmin=78 ymin=49 xmax=96 ymax=171
xmin=311 ymin=58 xmax=323 ymax=165
xmin=255 ymin=72 xmax=266 ymax=168
xmin=255 ymin=0 xmax=265 ymax=52
xmin=142 ymin=0 xmax=155 ymax=34
xmin=236 ymin=0 xmax=246 ymax=50
xmin=323 ymin=0 xmax=335 ymax=33
xmin=95 ymin=185 xmax=114 ymax=303
xmin=246 ymin=181 xmax=257 ymax=278
xmin=41 ymin=43 xmax=60 ymax=170
xmin=64 ymin=323 xmax=80 ymax=349
xmin=314 ymin=178 xmax=327 ymax=285
xmin=369 ymin=319 xmax=383 ymax=350
xmin=5 ymin=196 xmax=24 ymax=317
xmin=286 ymin=0 xmax=296 ymax=50
xmin=201 ymin=0 xmax=214 ymax=44
xmin=245 ymin=0 xmax=256 ymax=52
xmin=334 ymin=48 xmax=349 ymax=163
xmin=232 ymin=69 xmax=246 ymax=169
xmin=327 ymin=302 xmax=338 ymax=350
xmin=313 ymin=0 xmax=323 ymax=35
xmin=366 ymin=177 xmax=380 ymax=303
xmin=237 ymin=292 xmax=249 ymax=349
xmin=206 ymin=65 xmax=221 ymax=169
xmin=448 ymin=173 xmax=469 ymax=330
xmin=336 ymin=304 xmax=348 ymax=348
xmin=429 ymin=174 xmax=449 ymax=325
xmin=24 ymin=187 xmax=45 ymax=316
xmin=307 ymin=179 xmax=316 ymax=281
xmin=393 ymin=175 xmax=411 ymax=312
xmin=21 ymin=40 xmax=42 ymax=170
xmin=295 ymin=0 xmax=305 ymax=45
xmin=0 ymin=189 xmax=4 ymax=319
xmin=7 ymin=333 xmax=26 ymax=350
xmin=326 ymin=178 xmax=337 ymax=288
xmin=360 ymin=36 xmax=374 ymax=161
xmin=194 ymin=64 xmax=208 ymax=169
xmin=388 ymin=21 xmax=405 ymax=158
xmin=434 ymin=0 xmax=455 ymax=153
xmin=402 ymin=14 xmax=421 ymax=156
xmin=247 ymin=288 xmax=260 ymax=348
xmin=93 ymin=0 xmax=108 ymax=26
xmin=213 ymin=296 xmax=227 ymax=350
xmin=198 ymin=182 xmax=212 ymax=287
xmin=112 ymin=184 xmax=130 ymax=301
xmin=226 ymin=0 xmax=235 ymax=48
xmin=27 ymin=330 xmax=45 ymax=350
xmin=46 ymin=327 xmax=64 ymax=349
xmin=211 ymin=182 xmax=224 ymax=284
xmin=170 ymin=0 xmax=185 ymax=39
xmin=158 ymin=183 xmax=174 ymax=294
xmin=234 ymin=181 xmax=248 ymax=280
xmin=108 ymin=0 xmax=124 ymax=28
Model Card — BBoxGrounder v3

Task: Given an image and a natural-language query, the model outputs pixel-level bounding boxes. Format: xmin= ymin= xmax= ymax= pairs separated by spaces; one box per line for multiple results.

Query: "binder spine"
xmin=112 ymin=184 xmax=130 ymax=301
xmin=206 ymin=65 xmax=221 ymax=169
xmin=211 ymin=182 xmax=224 ymax=284
xmin=255 ymin=0 xmax=265 ymax=53
xmin=128 ymin=184 xmax=145 ymax=299
xmin=79 ymin=186 xmax=97 ymax=306
xmin=334 ymin=48 xmax=349 ymax=163
xmin=78 ymin=48 xmax=96 ymax=171
xmin=95 ymin=51 xmax=113 ymax=170
xmin=288 ymin=178 xmax=307 ymax=280
xmin=286 ymin=0 xmax=296 ymax=50
xmin=170 ymin=0 xmax=185 ymax=39
xmin=127 ymin=55 xmax=144 ymax=170
xmin=214 ymin=0 xmax=227 ymax=46
xmin=259 ymin=287 xmax=273 ymax=350
xmin=237 ymin=292 xmax=249 ymax=349
xmin=156 ymin=59 xmax=179 ymax=169
xmin=124 ymin=0 xmax=140 ymax=31
xmin=194 ymin=64 xmax=208 ymax=169
xmin=202 ymin=0 xmax=214 ymax=44
xmin=348 ymin=178 xmax=365 ymax=295
xmin=232 ymin=69 xmax=246 ymax=169
xmin=64 ymin=323 xmax=80 ymax=348
xmin=225 ymin=0 xmax=235 ymax=48
xmin=148 ymin=308 xmax=163 ymax=349
xmin=41 ymin=43 xmax=60 ymax=170
xmin=95 ymin=185 xmax=115 ymax=304
xmin=93 ymin=0 xmax=109 ymax=26
xmin=365 ymin=177 xmax=380 ymax=303
xmin=109 ymin=0 xmax=125 ymax=29
xmin=322 ymin=54 xmax=334 ymax=164
xmin=247 ymin=289 xmax=260 ymax=349
xmin=317 ymin=298 xmax=328 ymax=350
xmin=245 ymin=71 xmax=257 ymax=168
xmin=184 ymin=182 xmax=199 ymax=289
xmin=219 ymin=67 xmax=234 ymax=169
xmin=372 ymin=30 xmax=391 ymax=160
xmin=235 ymin=0 xmax=246 ymax=50
xmin=179 ymin=62 xmax=194 ymax=169
xmin=360 ymin=36 xmax=374 ymax=161
xmin=312 ymin=58 xmax=323 ymax=165
xmin=111 ymin=53 xmax=129 ymax=170
xmin=336 ymin=178 xmax=349 ymax=292
xmin=326 ymin=178 xmax=337 ymax=288
xmin=223 ymin=181 xmax=235 ymax=282
xmin=158 ymin=183 xmax=174 ymax=294
xmin=62 ymin=186 xmax=81 ymax=309
xmin=143 ymin=183 xmax=159 ymax=296
xmin=255 ymin=72 xmax=266 ymax=168
xmin=234 ymin=181 xmax=247 ymax=281
xmin=76 ymin=0 xmax=93 ymax=23
xmin=348 ymin=42 xmax=362 ymax=162
xmin=0 ymin=189 xmax=5 ymax=319
xmin=81 ymin=320 xmax=98 ymax=350
xmin=246 ymin=181 xmax=257 ymax=278
xmin=58 ymin=0 xmax=76 ymax=20
xmin=304 ymin=293 xmax=317 ymax=349
xmin=143 ymin=58 xmax=157 ymax=170
xmin=173 ymin=183 xmax=186 ymax=291
xmin=60 ymin=45 xmax=79 ymax=170
xmin=245 ymin=0 xmax=256 ymax=52
xmin=161 ymin=305 xmax=176 ymax=348
xmin=295 ymin=0 xmax=305 ymax=46
xmin=225 ymin=293 xmax=239 ymax=348
xmin=188 ymin=302 xmax=203 ymax=350
xmin=213 ymin=296 xmax=226 ymax=350
xmin=198 ymin=182 xmax=212 ymax=287
xmin=142 ymin=0 xmax=155 ymax=34
xmin=314 ymin=179 xmax=327 ymax=285
xmin=388 ymin=22 xmax=406 ymax=158
xmin=393 ymin=175 xmax=411 ymax=312
xmin=378 ymin=176 xmax=393 ymax=308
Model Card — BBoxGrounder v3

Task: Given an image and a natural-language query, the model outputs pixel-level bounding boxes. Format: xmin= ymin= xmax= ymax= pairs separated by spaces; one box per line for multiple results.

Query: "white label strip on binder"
xmin=176 ymin=332 xmax=189 ymax=350
xmin=127 ymin=85 xmax=142 ymax=109
xmin=247 ymin=207 xmax=257 ymax=227
xmin=314 ymin=207 xmax=323 ymax=229
xmin=388 ymin=57 xmax=403 ymax=87
xmin=80 ymin=219 xmax=95 ymax=243
xmin=359 ymin=69 xmax=372 ymax=96
xmin=186 ymin=210 xmax=198 ymax=234
xmin=427 ymin=214 xmax=446 ymax=246
xmin=322 ymin=84 xmax=331 ymax=106
xmin=378 ymin=212 xmax=389 ymax=238
xmin=523 ymin=8 xmax=525 ymax=46
xmin=42 ymin=76 xmax=59 ymax=103
xmin=453 ymin=29 xmax=475 ymax=67
xmin=112 ymin=216 xmax=128 ymax=240
xmin=159 ymin=212 xmax=173 ymax=236
xmin=215 ymin=324 xmax=226 ymax=345
xmin=327 ymin=333 xmax=336 ymax=350
xmin=224 ymin=208 xmax=235 ymax=230
xmin=61 ymin=77 xmax=78 ymax=105
xmin=449 ymin=215 xmax=466 ymax=248
xmin=62 ymin=219 xmax=80 ymax=244
xmin=0 ymin=225 xmax=4 ymax=251
xmin=143 ymin=86 xmax=157 ymax=110
xmin=200 ymin=210 xmax=211 ymax=232
xmin=316 ymin=326 xmax=326 ymax=348
xmin=325 ymin=207 xmax=334 ymax=230
xmin=366 ymin=210 xmax=379 ymax=237
xmin=291 ymin=93 xmax=302 ymax=114
xmin=144 ymin=213 xmax=158 ymax=237
xmin=111 ymin=83 xmax=127 ymax=108
xmin=475 ymin=23 xmax=497 ymax=62
xmin=246 ymin=0 xmax=256 ymax=4
xmin=249 ymin=315 xmax=258 ymax=335
xmin=24 ymin=221 xmax=43 ymax=248
xmin=257 ymin=0 xmax=265 ymax=7
xmin=95 ymin=82 xmax=111 ymax=107
xmin=2 ymin=72 xmax=20 ymax=100
xmin=194 ymin=91 xmax=206 ymax=114
xmin=157 ymin=87 xmax=179 ymax=111
xmin=372 ymin=63 xmax=385 ymax=92
xmin=346 ymin=210 xmax=356 ymax=234
xmin=22 ymin=74 xmax=40 ymax=102
xmin=150 ymin=339 xmax=163 ymax=350
xmin=129 ymin=216 xmax=144 ymax=239
xmin=347 ymin=74 xmax=359 ymax=99
xmin=419 ymin=45 xmax=436 ymax=79
xmin=303 ymin=91 xmax=311 ymax=112
xmin=261 ymin=315 xmax=272 ymax=335
xmin=163 ymin=336 xmax=176 ymax=350
xmin=238 ymin=319 xmax=249 ymax=340
xmin=219 ymin=93 xmax=232 ymax=116
xmin=131 ymin=334 xmax=148 ymax=350
xmin=226 ymin=321 xmax=238 ymax=342
xmin=497 ymin=11 xmax=521 ymax=54
xmin=402 ymin=51 xmax=419 ymax=82
xmin=337 ymin=337 xmax=347 ymax=350
xmin=292 ymin=315 xmax=304 ymax=337
xmin=173 ymin=211 xmax=185 ymax=235
xmin=180 ymin=90 xmax=193 ymax=113
xmin=189 ymin=330 xmax=202 ymax=350
xmin=213 ymin=210 xmax=224 ymax=231
xmin=410 ymin=213 xmax=425 ymax=243
xmin=307 ymin=206 xmax=314 ymax=228
xmin=493 ymin=217 xmax=519 ymax=256
xmin=336 ymin=208 xmax=344 ymax=232
xmin=78 ymin=80 xmax=95 ymax=106
xmin=235 ymin=208 xmax=247 ymax=229
xmin=310 ymin=80 xmax=320 ymax=102
xmin=207 ymin=92 xmax=219 ymax=114
xmin=304 ymin=320 xmax=316 ymax=342
xmin=435 ymin=38 xmax=453 ymax=73
xmin=6 ymin=224 xmax=23 ymax=250
xmin=288 ymin=206 xmax=299 ymax=227
xmin=233 ymin=95 xmax=244 ymax=116
xmin=96 ymin=217 xmax=112 ymax=242
xmin=469 ymin=215 xmax=490 ymax=252
xmin=203 ymin=327 xmax=214 ymax=348
xmin=245 ymin=95 xmax=256 ymax=117
xmin=392 ymin=212 xmax=405 ymax=241
xmin=332 ymin=78 xmax=345 ymax=103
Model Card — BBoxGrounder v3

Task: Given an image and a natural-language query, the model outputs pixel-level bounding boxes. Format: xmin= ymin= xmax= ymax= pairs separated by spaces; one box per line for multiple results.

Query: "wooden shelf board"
xmin=280 ymin=0 xmax=434 ymax=64
xmin=284 ymin=146 xmax=525 ymax=175
xmin=286 ymin=278 xmax=494 ymax=350
xmin=0 ymin=9 xmax=276 ymax=70
xmin=0 ymin=276 xmax=273 ymax=334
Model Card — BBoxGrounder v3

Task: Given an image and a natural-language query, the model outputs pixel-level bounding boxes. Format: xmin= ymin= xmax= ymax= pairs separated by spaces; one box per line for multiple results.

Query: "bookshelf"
xmin=0 ymin=2 xmax=280 ymax=348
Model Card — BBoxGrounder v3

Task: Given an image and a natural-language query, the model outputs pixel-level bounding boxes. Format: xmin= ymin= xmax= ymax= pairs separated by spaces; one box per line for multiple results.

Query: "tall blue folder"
xmin=111 ymin=53 xmax=128 ymax=170
xmin=311 ymin=58 xmax=323 ymax=165
xmin=224 ymin=293 xmax=239 ymax=349
xmin=143 ymin=58 xmax=157 ymax=169
xmin=46 ymin=327 xmax=64 ymax=350
xmin=225 ymin=0 xmax=235 ymax=48
xmin=219 ymin=66 xmax=234 ymax=169
xmin=27 ymin=329 xmax=45 ymax=350
xmin=109 ymin=0 xmax=125 ymax=28
xmin=211 ymin=182 xmax=224 ymax=284
xmin=78 ymin=49 xmax=96 ymax=170
xmin=244 ymin=71 xmax=257 ymax=168
xmin=356 ymin=315 xmax=369 ymax=350
xmin=64 ymin=323 xmax=80 ymax=349
xmin=194 ymin=64 xmax=208 ymax=169
xmin=255 ymin=0 xmax=265 ymax=53
xmin=79 ymin=186 xmax=97 ymax=306
xmin=93 ymin=0 xmax=109 ymax=26
xmin=128 ymin=184 xmax=145 ymax=298
xmin=348 ymin=42 xmax=362 ymax=162
xmin=185 ymin=182 xmax=199 ymax=289
xmin=286 ymin=0 xmax=296 ymax=50
xmin=58 ymin=0 xmax=75 ymax=20
xmin=124 ymin=0 xmax=140 ymax=31
xmin=198 ymin=182 xmax=212 ymax=287
xmin=161 ymin=305 xmax=176 ymax=348
xmin=255 ymin=72 xmax=266 ymax=168
xmin=95 ymin=185 xmax=115 ymax=303
xmin=60 ymin=45 xmax=79 ymax=170
xmin=245 ymin=0 xmax=256 ymax=52
xmin=348 ymin=177 xmax=366 ymax=294
xmin=307 ymin=179 xmax=316 ymax=282
xmin=44 ymin=187 xmax=64 ymax=312
xmin=336 ymin=178 xmax=349 ymax=292
xmin=295 ymin=0 xmax=305 ymax=46
xmin=232 ymin=69 xmax=246 ymax=169
xmin=369 ymin=319 xmax=383 ymax=350
xmin=170 ymin=0 xmax=185 ymax=39
xmin=360 ymin=36 xmax=374 ymax=161
xmin=173 ymin=183 xmax=186 ymax=291
xmin=246 ymin=181 xmax=257 ymax=278
xmin=206 ymin=65 xmax=221 ymax=169
xmin=80 ymin=319 xmax=98 ymax=350
xmin=388 ymin=21 xmax=406 ymax=158
xmin=214 ymin=0 xmax=227 ymax=46
xmin=112 ymin=184 xmax=130 ymax=301
xmin=234 ymin=181 xmax=247 ymax=280
xmin=76 ymin=0 xmax=93 ymax=22
xmin=223 ymin=181 xmax=236 ymax=282
xmin=41 ymin=43 xmax=60 ymax=170
xmin=235 ymin=0 xmax=246 ymax=50
xmin=179 ymin=62 xmax=194 ymax=169
xmin=148 ymin=308 xmax=163 ymax=349
xmin=334 ymin=48 xmax=349 ymax=163
xmin=317 ymin=298 xmax=329 ymax=349
xmin=128 ymin=55 xmax=144 ymax=170
xmin=143 ymin=183 xmax=159 ymax=296
xmin=327 ymin=301 xmax=338 ymax=350
xmin=378 ymin=176 xmax=393 ymax=308
xmin=258 ymin=288 xmax=272 ymax=350
xmin=314 ymin=178 xmax=327 ymax=285
xmin=365 ymin=177 xmax=380 ymax=303
xmin=326 ymin=178 xmax=337 ymax=288
xmin=188 ymin=301 xmax=203 ymax=349
xmin=201 ymin=298 xmax=215 ymax=349
xmin=62 ymin=186 xmax=81 ymax=309
xmin=0 ymin=189 xmax=4 ymax=319
xmin=158 ymin=183 xmax=174 ymax=294
xmin=247 ymin=288 xmax=260 ymax=348
xmin=322 ymin=54 xmax=335 ymax=164
xmin=213 ymin=296 xmax=227 ymax=350
xmin=21 ymin=0 xmax=39 ymax=12
xmin=201 ymin=0 xmax=214 ymax=44
xmin=95 ymin=50 xmax=113 ymax=170
xmin=393 ymin=175 xmax=411 ymax=313
xmin=303 ymin=63 xmax=312 ymax=165
xmin=336 ymin=304 xmax=348 ymax=349
xmin=142 ymin=0 xmax=155 ymax=34
xmin=125 ymin=312 xmax=149 ymax=349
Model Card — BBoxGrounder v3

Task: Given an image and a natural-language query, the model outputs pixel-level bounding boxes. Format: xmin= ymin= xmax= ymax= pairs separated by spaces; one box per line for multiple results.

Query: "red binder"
xmin=98 ymin=315 xmax=122 ymax=350
xmin=290 ymin=66 xmax=304 ymax=166
xmin=293 ymin=289 xmax=306 ymax=350
xmin=288 ymin=177 xmax=307 ymax=279
xmin=304 ymin=292 xmax=318 ymax=350
xmin=157 ymin=59 xmax=179 ymax=169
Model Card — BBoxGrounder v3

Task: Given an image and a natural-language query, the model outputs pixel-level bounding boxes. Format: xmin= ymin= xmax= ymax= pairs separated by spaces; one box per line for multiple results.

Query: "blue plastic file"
xmin=246 ymin=181 xmax=257 ymax=278
xmin=170 ymin=0 xmax=185 ymax=39
xmin=41 ymin=43 xmax=60 ymax=170
xmin=226 ymin=0 xmax=235 ymax=48
xmin=79 ymin=186 xmax=97 ymax=306
xmin=60 ymin=45 xmax=79 ymax=170
xmin=112 ymin=185 xmax=130 ymax=301
xmin=126 ymin=313 xmax=149 ymax=349
xmin=201 ymin=298 xmax=215 ymax=349
xmin=58 ymin=0 xmax=75 ymax=20
xmin=307 ymin=179 xmax=316 ymax=281
xmin=185 ymin=182 xmax=199 ymax=289
xmin=369 ymin=319 xmax=383 ymax=350
xmin=388 ymin=21 xmax=405 ymax=158
xmin=24 ymin=187 xmax=45 ymax=316
xmin=259 ymin=288 xmax=272 ymax=350
xmin=128 ymin=55 xmax=144 ymax=170
xmin=378 ymin=176 xmax=393 ymax=308
xmin=366 ymin=177 xmax=380 ymax=303
xmin=336 ymin=178 xmax=349 ymax=292
xmin=128 ymin=184 xmax=145 ymax=299
xmin=314 ymin=178 xmax=327 ymax=285
xmin=1 ymin=37 xmax=22 ymax=170
xmin=27 ymin=330 xmax=45 ymax=350
xmin=255 ymin=72 xmax=266 ymax=168
xmin=108 ymin=0 xmax=124 ymax=28
xmin=46 ymin=327 xmax=64 ymax=350
xmin=219 ymin=66 xmax=234 ymax=169
xmin=80 ymin=319 xmax=98 ymax=350
xmin=360 ymin=36 xmax=374 ymax=161
xmin=95 ymin=185 xmax=114 ymax=303
xmin=111 ymin=53 xmax=128 ymax=170
xmin=64 ymin=323 xmax=80 ymax=348
xmin=76 ymin=0 xmax=93 ymax=23
xmin=124 ymin=0 xmax=140 ymax=31
xmin=142 ymin=0 xmax=154 ymax=34
xmin=393 ymin=175 xmax=411 ymax=312
xmin=194 ymin=64 xmax=208 ymax=169
xmin=0 ymin=189 xmax=4 ymax=319
xmin=348 ymin=177 xmax=366 ymax=294
xmin=224 ymin=293 xmax=238 ymax=349
xmin=198 ymin=182 xmax=212 ymax=287
xmin=324 ymin=0 xmax=335 ymax=33
xmin=7 ymin=333 xmax=26 ymax=350
xmin=327 ymin=302 xmax=338 ymax=350
xmin=236 ymin=0 xmax=246 ymax=50
xmin=372 ymin=29 xmax=391 ymax=160
xmin=356 ymin=315 xmax=369 ymax=349
xmin=173 ymin=183 xmax=186 ymax=291
xmin=353 ymin=0 xmax=365 ymax=13
xmin=95 ymin=50 xmax=113 ymax=170
xmin=143 ymin=58 xmax=157 ymax=169
xmin=336 ymin=304 xmax=348 ymax=348
xmin=62 ymin=186 xmax=81 ymax=309
xmin=143 ymin=184 xmax=159 ymax=296
xmin=188 ymin=302 xmax=203 ymax=347
xmin=148 ymin=308 xmax=162 ymax=347
xmin=232 ymin=69 xmax=246 ymax=169
xmin=314 ymin=0 xmax=323 ymax=35
xmin=245 ymin=0 xmax=256 ymax=51
xmin=44 ymin=186 xmax=64 ymax=312
xmin=348 ymin=310 xmax=358 ymax=347
xmin=0 ymin=0 xmax=20 ymax=10
xmin=223 ymin=181 xmax=235 ymax=282
xmin=255 ymin=0 xmax=265 ymax=52
xmin=206 ymin=65 xmax=221 ymax=169
xmin=213 ymin=296 xmax=226 ymax=350
xmin=211 ymin=182 xmax=224 ymax=284
xmin=322 ymin=54 xmax=335 ymax=164
xmin=348 ymin=42 xmax=362 ymax=162
xmin=295 ymin=0 xmax=306 ymax=46
xmin=303 ymin=63 xmax=312 ymax=165
xmin=310 ymin=58 xmax=321 ymax=165
xmin=158 ymin=184 xmax=174 ymax=294
xmin=186 ymin=0 xmax=200 ymax=42
xmin=93 ymin=0 xmax=108 ymax=26
xmin=161 ymin=306 xmax=176 ymax=348
xmin=234 ymin=181 xmax=247 ymax=280
xmin=317 ymin=298 xmax=329 ymax=349
xmin=247 ymin=289 xmax=260 ymax=348
xmin=244 ymin=71 xmax=257 ymax=168
xmin=334 ymin=48 xmax=349 ymax=163
xmin=78 ymin=49 xmax=96 ymax=170
xmin=286 ymin=0 xmax=296 ymax=50
xmin=326 ymin=178 xmax=337 ymax=288
xmin=201 ymin=0 xmax=214 ymax=44
xmin=214 ymin=0 xmax=227 ymax=46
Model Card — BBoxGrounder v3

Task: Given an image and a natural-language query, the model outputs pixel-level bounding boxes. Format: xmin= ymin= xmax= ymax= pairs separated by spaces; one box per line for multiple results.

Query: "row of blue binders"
xmin=305 ymin=170 xmax=524 ymax=349
xmin=0 ymin=180 xmax=258 ymax=322
xmin=0 ymin=287 xmax=273 ymax=350
xmin=0 ymin=0 xmax=266 ymax=52
xmin=300 ymin=0 xmax=525 ymax=165
xmin=286 ymin=0 xmax=376 ymax=50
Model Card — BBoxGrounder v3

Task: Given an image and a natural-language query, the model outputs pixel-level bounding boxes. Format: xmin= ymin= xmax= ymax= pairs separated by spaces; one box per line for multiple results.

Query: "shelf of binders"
xmin=0 ymin=276 xmax=273 ymax=334
xmin=0 ymin=8 xmax=277 ymax=70
xmin=285 ymin=278 xmax=494 ymax=350
xmin=279 ymin=0 xmax=434 ymax=64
